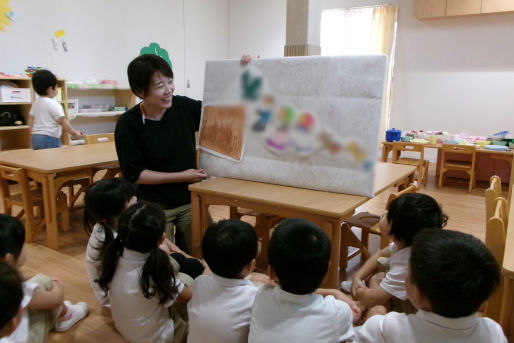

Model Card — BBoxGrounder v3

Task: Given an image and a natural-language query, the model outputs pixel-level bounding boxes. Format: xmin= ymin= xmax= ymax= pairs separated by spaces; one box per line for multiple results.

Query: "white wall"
xmin=0 ymin=0 xmax=230 ymax=96
xmin=228 ymin=0 xmax=287 ymax=58
xmin=322 ymin=0 xmax=514 ymax=136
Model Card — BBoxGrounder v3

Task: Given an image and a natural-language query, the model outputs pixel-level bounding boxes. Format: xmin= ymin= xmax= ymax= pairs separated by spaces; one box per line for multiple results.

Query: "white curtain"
xmin=321 ymin=5 xmax=399 ymax=142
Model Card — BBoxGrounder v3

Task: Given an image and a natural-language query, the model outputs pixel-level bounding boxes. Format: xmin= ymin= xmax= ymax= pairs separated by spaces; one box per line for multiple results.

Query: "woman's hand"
xmin=240 ymin=54 xmax=260 ymax=66
xmin=181 ymin=168 xmax=208 ymax=183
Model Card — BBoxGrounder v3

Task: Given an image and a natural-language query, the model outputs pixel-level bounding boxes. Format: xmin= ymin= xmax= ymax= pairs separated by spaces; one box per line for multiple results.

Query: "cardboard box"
xmin=0 ymin=87 xmax=31 ymax=103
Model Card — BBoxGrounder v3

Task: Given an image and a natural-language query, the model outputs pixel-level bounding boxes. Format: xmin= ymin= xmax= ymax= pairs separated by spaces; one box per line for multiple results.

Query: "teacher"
xmin=115 ymin=54 xmax=208 ymax=253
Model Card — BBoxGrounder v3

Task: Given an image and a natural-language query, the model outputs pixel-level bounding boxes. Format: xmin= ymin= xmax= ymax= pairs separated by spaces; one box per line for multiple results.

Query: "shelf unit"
xmin=0 ymin=77 xmax=68 ymax=150
xmin=66 ymin=85 xmax=136 ymax=138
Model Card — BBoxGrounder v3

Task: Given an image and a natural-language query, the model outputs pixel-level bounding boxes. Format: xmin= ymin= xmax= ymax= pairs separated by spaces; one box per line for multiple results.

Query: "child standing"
xmin=249 ymin=218 xmax=360 ymax=343
xmin=188 ymin=219 xmax=268 ymax=343
xmin=354 ymin=229 xmax=507 ymax=342
xmin=85 ymin=178 xmax=203 ymax=306
xmin=342 ymin=193 xmax=447 ymax=313
xmin=0 ymin=214 xmax=88 ymax=343
xmin=0 ymin=263 xmax=23 ymax=340
xmin=96 ymin=202 xmax=192 ymax=343
xmin=29 ymin=69 xmax=82 ymax=149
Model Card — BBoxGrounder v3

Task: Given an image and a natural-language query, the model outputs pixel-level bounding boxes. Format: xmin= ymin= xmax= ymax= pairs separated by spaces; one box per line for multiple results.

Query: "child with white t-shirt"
xmin=0 ymin=214 xmax=88 ymax=343
xmin=187 ymin=219 xmax=271 ymax=343
xmin=342 ymin=193 xmax=447 ymax=314
xmin=29 ymin=69 xmax=82 ymax=149
xmin=354 ymin=229 xmax=507 ymax=343
xmin=84 ymin=178 xmax=204 ymax=307
xmin=249 ymin=218 xmax=361 ymax=343
xmin=96 ymin=202 xmax=192 ymax=343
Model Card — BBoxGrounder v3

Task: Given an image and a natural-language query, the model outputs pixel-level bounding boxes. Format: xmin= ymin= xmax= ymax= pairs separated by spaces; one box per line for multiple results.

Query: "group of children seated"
xmin=0 ymin=178 xmax=508 ymax=343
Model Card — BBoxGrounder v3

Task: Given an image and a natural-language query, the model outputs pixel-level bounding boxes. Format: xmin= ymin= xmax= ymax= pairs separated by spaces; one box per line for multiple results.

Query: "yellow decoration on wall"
xmin=0 ymin=0 xmax=12 ymax=31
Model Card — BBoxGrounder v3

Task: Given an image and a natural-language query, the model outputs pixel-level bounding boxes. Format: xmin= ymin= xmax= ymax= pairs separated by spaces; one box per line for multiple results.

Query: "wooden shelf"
xmin=73 ymin=111 xmax=124 ymax=118
xmin=67 ymin=84 xmax=130 ymax=90
xmin=0 ymin=125 xmax=29 ymax=131
xmin=0 ymin=102 xmax=31 ymax=105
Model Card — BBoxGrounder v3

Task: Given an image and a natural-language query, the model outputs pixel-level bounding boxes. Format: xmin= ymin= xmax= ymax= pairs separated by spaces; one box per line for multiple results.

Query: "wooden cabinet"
xmin=446 ymin=0 xmax=482 ymax=15
xmin=481 ymin=0 xmax=514 ymax=13
xmin=0 ymin=77 xmax=67 ymax=150
xmin=415 ymin=0 xmax=514 ymax=19
xmin=415 ymin=0 xmax=447 ymax=19
xmin=66 ymin=85 xmax=136 ymax=143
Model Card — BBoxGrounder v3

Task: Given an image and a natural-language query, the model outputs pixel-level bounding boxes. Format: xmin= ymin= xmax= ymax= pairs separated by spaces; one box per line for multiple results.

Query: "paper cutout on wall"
xmin=140 ymin=43 xmax=172 ymax=69
xmin=53 ymin=30 xmax=68 ymax=52
xmin=0 ymin=0 xmax=12 ymax=31
xmin=199 ymin=55 xmax=387 ymax=197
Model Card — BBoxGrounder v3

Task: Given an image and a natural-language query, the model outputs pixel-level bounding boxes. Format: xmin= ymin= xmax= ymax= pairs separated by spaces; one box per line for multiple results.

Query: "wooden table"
xmin=500 ymin=161 xmax=514 ymax=340
xmin=0 ymin=143 xmax=118 ymax=249
xmin=189 ymin=162 xmax=416 ymax=288
xmin=382 ymin=142 xmax=513 ymax=187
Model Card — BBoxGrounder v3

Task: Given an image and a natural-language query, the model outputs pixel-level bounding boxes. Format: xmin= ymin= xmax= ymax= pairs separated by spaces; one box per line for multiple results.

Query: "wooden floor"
xmin=14 ymin=166 xmax=503 ymax=343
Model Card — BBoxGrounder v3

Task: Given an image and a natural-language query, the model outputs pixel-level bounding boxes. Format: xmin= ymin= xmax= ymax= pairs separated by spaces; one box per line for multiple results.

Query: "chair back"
xmin=0 ymin=165 xmax=34 ymax=210
xmin=386 ymin=184 xmax=417 ymax=209
xmin=441 ymin=144 xmax=477 ymax=168
xmin=392 ymin=142 xmax=425 ymax=163
xmin=485 ymin=176 xmax=502 ymax=222
xmin=484 ymin=196 xmax=508 ymax=321
xmin=84 ymin=133 xmax=115 ymax=145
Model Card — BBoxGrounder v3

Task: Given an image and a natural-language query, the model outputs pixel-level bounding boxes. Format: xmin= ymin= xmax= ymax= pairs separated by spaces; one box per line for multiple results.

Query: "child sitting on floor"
xmin=0 ymin=214 xmax=88 ymax=343
xmin=84 ymin=178 xmax=204 ymax=306
xmin=249 ymin=218 xmax=361 ymax=343
xmin=341 ymin=193 xmax=447 ymax=314
xmin=188 ymin=219 xmax=271 ymax=343
xmin=354 ymin=229 xmax=507 ymax=342
xmin=0 ymin=263 xmax=24 ymax=340
xmin=96 ymin=202 xmax=192 ymax=343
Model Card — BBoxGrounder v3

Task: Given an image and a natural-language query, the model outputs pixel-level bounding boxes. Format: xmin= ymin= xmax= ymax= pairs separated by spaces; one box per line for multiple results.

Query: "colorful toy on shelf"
xmin=24 ymin=66 xmax=42 ymax=78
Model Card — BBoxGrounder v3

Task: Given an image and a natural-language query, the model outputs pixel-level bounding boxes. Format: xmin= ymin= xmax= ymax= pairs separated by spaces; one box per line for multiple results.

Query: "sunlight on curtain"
xmin=321 ymin=5 xmax=398 ymax=141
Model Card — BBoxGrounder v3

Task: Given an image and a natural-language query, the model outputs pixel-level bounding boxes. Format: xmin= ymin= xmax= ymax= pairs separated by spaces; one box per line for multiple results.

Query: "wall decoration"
xmin=198 ymin=56 xmax=387 ymax=197
xmin=140 ymin=42 xmax=172 ymax=69
xmin=0 ymin=0 xmax=12 ymax=31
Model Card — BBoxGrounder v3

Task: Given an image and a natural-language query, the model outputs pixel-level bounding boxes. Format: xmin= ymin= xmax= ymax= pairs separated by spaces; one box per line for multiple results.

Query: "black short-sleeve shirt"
xmin=114 ymin=95 xmax=202 ymax=209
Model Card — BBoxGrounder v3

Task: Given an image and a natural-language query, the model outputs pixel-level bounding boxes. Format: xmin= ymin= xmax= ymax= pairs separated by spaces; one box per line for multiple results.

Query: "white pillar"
xmin=284 ymin=0 xmax=321 ymax=56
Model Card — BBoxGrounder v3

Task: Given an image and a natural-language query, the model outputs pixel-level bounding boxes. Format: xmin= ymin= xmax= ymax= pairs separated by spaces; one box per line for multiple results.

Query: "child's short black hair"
xmin=31 ymin=69 xmax=58 ymax=96
xmin=127 ymin=54 xmax=174 ymax=98
xmin=0 ymin=263 xmax=23 ymax=331
xmin=202 ymin=219 xmax=257 ymax=278
xmin=268 ymin=218 xmax=330 ymax=295
xmin=387 ymin=193 xmax=448 ymax=246
xmin=0 ymin=214 xmax=25 ymax=259
xmin=410 ymin=229 xmax=500 ymax=318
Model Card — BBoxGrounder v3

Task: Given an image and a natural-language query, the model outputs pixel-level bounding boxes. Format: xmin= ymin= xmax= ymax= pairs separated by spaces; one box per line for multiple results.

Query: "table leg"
xmin=500 ymin=276 xmax=514 ymax=339
xmin=191 ymin=193 xmax=202 ymax=258
xmin=191 ymin=192 xmax=209 ymax=258
xmin=382 ymin=144 xmax=393 ymax=162
xmin=319 ymin=220 xmax=340 ymax=289
xmin=42 ymin=174 xmax=59 ymax=250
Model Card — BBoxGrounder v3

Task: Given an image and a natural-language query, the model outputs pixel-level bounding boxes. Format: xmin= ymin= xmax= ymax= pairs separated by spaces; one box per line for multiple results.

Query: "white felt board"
xmin=198 ymin=55 xmax=387 ymax=197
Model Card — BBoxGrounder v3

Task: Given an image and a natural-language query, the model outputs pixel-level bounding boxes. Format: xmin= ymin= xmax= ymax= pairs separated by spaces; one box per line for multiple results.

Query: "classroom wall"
xmin=322 ymin=0 xmax=514 ymax=137
xmin=227 ymin=0 xmax=287 ymax=59
xmin=0 ymin=0 xmax=231 ymax=96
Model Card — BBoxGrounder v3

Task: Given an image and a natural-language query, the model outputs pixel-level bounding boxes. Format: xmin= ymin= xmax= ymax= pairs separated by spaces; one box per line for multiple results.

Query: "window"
xmin=321 ymin=5 xmax=398 ymax=139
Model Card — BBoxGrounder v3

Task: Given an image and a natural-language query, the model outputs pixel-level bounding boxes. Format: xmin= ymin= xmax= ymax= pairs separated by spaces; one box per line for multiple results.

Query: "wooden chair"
xmin=483 ymin=196 xmax=508 ymax=322
xmin=485 ymin=176 xmax=502 ymax=223
xmin=340 ymin=184 xmax=417 ymax=268
xmin=84 ymin=133 xmax=120 ymax=180
xmin=392 ymin=142 xmax=429 ymax=187
xmin=438 ymin=144 xmax=477 ymax=192
xmin=229 ymin=207 xmax=283 ymax=267
xmin=0 ymin=165 xmax=69 ymax=242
